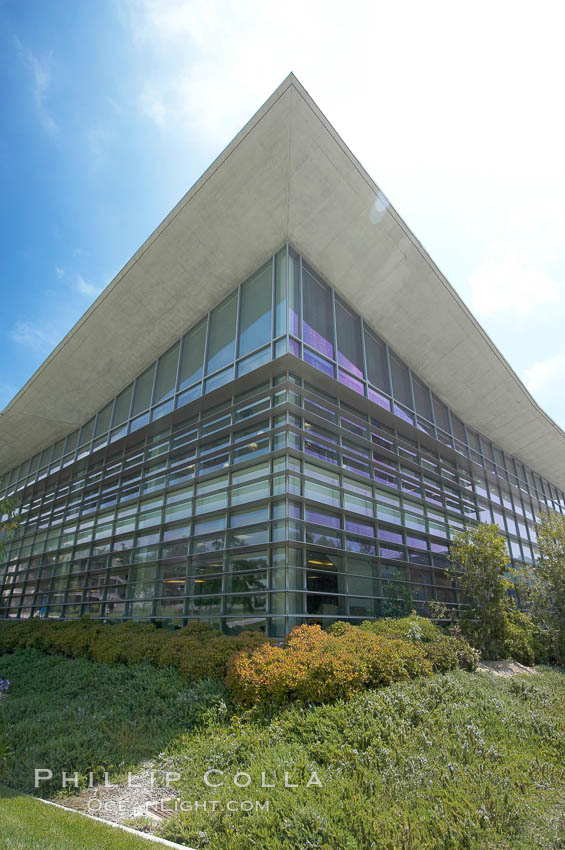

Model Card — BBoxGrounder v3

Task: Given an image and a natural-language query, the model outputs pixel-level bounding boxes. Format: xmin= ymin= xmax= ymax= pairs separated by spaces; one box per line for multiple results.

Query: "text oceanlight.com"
xmin=87 ymin=799 xmax=272 ymax=814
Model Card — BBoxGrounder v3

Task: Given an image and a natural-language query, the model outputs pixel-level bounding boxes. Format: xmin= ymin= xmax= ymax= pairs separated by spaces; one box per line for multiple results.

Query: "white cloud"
xmin=75 ymin=275 xmax=102 ymax=297
xmin=468 ymin=251 xmax=563 ymax=317
xmin=139 ymin=84 xmax=168 ymax=126
xmin=14 ymin=38 xmax=58 ymax=137
xmin=522 ymin=353 xmax=565 ymax=398
xmin=10 ymin=321 xmax=59 ymax=353
xmin=118 ymin=0 xmax=565 ymax=182
xmin=121 ymin=0 xmax=287 ymax=144
xmin=55 ymin=266 xmax=65 ymax=279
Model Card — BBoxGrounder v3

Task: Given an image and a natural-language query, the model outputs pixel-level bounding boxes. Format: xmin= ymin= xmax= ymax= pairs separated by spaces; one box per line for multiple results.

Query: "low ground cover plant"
xmin=0 ymin=676 xmax=9 ymax=782
xmin=158 ymin=668 xmax=565 ymax=850
xmin=0 ymin=648 xmax=226 ymax=796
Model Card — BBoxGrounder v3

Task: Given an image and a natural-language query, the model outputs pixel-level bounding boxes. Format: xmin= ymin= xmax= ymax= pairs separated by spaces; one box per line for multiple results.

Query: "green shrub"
xmin=422 ymin=638 xmax=460 ymax=673
xmin=365 ymin=636 xmax=433 ymax=686
xmin=501 ymin=609 xmax=535 ymax=666
xmin=357 ymin=614 xmax=444 ymax=643
xmin=500 ymin=607 xmax=557 ymax=667
xmin=330 ymin=619 xmax=479 ymax=673
xmin=159 ymin=626 xmax=268 ymax=683
xmin=449 ymin=635 xmax=480 ymax=671
xmin=0 ymin=618 xmax=270 ymax=684
xmin=529 ymin=626 xmax=557 ymax=666
xmin=456 ymin=605 xmax=556 ymax=667
xmin=226 ymin=623 xmax=433 ymax=706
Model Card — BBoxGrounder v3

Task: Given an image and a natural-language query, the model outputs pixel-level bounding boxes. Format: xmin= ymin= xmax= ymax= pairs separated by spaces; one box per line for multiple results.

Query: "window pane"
xmin=78 ymin=417 xmax=95 ymax=447
xmin=288 ymin=249 xmax=300 ymax=336
xmin=51 ymin=439 xmax=65 ymax=461
xmin=451 ymin=414 xmax=466 ymax=442
xmin=302 ymin=268 xmax=333 ymax=358
xmin=206 ymin=292 xmax=237 ymax=374
xmin=304 ymin=479 xmax=341 ymax=507
xmin=336 ymin=299 xmax=363 ymax=377
xmin=364 ymin=330 xmax=389 ymax=392
xmin=112 ymin=384 xmax=133 ymax=426
xmin=412 ymin=377 xmax=432 ymax=420
xmin=131 ymin=364 xmax=155 ymax=416
xmin=179 ymin=319 xmax=206 ymax=390
xmin=275 ymin=248 xmax=287 ymax=336
xmin=432 ymin=394 xmax=450 ymax=431
xmin=94 ymin=402 xmax=113 ymax=436
xmin=65 ymin=431 xmax=79 ymax=454
xmin=153 ymin=341 xmax=180 ymax=404
xmin=238 ymin=263 xmax=272 ymax=356
xmin=390 ymin=354 xmax=411 ymax=407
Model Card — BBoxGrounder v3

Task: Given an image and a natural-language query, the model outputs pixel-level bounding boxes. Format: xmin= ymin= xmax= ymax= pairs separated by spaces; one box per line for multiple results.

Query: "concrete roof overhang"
xmin=1 ymin=74 xmax=564 ymax=487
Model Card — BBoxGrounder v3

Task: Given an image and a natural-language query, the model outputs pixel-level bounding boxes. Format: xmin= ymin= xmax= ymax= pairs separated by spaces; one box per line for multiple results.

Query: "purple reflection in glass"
xmin=378 ymin=528 xmax=403 ymax=545
xmin=346 ymin=518 xmax=374 ymax=536
xmin=374 ymin=471 xmax=399 ymax=488
xmin=338 ymin=352 xmax=363 ymax=379
xmin=407 ymin=536 xmax=428 ymax=550
xmin=304 ymin=441 xmax=339 ymax=464
xmin=368 ymin=388 xmax=391 ymax=411
xmin=305 ymin=508 xmax=341 ymax=528
xmin=374 ymin=452 xmax=395 ymax=470
xmin=338 ymin=370 xmax=364 ymax=395
xmin=416 ymin=418 xmax=435 ymax=436
xmin=303 ymin=347 xmax=334 ymax=377
xmin=342 ymin=456 xmax=370 ymax=477
xmin=380 ymin=546 xmax=403 ymax=560
xmin=289 ymin=337 xmax=300 ymax=356
xmin=394 ymin=403 xmax=414 ymax=424
xmin=303 ymin=324 xmax=333 ymax=358
xmin=290 ymin=309 xmax=300 ymax=336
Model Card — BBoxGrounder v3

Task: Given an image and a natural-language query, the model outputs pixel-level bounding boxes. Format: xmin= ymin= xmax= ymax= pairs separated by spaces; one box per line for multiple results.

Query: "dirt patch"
xmin=476 ymin=660 xmax=537 ymax=678
xmin=58 ymin=761 xmax=177 ymax=826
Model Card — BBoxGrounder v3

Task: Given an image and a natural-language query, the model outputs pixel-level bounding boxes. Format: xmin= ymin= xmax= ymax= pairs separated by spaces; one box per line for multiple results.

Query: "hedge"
xmin=0 ymin=615 xmax=480 ymax=705
xmin=226 ymin=623 xmax=440 ymax=706
xmin=0 ymin=618 xmax=269 ymax=683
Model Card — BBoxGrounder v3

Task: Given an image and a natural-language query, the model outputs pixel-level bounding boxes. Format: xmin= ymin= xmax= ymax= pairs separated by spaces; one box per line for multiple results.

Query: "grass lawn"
xmin=1 ymin=649 xmax=564 ymax=849
xmin=0 ymin=785 xmax=176 ymax=849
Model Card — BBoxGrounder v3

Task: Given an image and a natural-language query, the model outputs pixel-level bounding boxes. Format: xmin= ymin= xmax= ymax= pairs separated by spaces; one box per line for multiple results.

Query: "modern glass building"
xmin=1 ymin=75 xmax=564 ymax=636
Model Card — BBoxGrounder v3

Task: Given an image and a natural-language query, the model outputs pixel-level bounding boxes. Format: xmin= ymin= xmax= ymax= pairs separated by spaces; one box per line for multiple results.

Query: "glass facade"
xmin=1 ymin=245 xmax=563 ymax=635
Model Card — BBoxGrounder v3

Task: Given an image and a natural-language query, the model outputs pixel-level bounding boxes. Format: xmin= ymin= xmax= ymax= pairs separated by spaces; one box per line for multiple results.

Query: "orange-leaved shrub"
xmin=226 ymin=623 xmax=433 ymax=706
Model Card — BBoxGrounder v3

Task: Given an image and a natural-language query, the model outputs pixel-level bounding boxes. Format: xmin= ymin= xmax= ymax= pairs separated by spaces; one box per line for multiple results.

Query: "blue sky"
xmin=1 ymin=0 xmax=565 ymax=430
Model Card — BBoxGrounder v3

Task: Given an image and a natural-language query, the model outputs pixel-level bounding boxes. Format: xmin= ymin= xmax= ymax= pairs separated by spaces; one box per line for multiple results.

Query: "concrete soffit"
xmin=1 ymin=73 xmax=564 ymax=489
